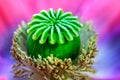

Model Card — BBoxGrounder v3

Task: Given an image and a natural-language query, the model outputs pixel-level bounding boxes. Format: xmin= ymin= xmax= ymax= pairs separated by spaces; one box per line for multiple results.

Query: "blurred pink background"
xmin=0 ymin=0 xmax=120 ymax=80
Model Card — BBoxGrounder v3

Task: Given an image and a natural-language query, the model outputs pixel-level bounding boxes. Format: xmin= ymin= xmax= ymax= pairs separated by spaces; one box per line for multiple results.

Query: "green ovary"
xmin=27 ymin=34 xmax=80 ymax=60
xmin=26 ymin=8 xmax=82 ymax=60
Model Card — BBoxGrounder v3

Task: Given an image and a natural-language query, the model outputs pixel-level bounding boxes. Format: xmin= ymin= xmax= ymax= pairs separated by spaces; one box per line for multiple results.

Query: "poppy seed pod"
xmin=27 ymin=8 xmax=82 ymax=59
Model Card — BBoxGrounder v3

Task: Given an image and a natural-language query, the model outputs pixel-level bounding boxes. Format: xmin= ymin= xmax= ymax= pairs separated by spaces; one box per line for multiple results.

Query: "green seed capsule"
xmin=26 ymin=8 xmax=82 ymax=60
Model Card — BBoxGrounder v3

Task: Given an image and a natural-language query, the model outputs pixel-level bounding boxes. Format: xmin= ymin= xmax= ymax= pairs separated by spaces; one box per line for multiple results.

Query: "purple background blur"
xmin=0 ymin=0 xmax=120 ymax=80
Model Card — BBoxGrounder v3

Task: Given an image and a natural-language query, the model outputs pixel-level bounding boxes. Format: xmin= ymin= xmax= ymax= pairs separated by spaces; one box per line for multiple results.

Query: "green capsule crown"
xmin=27 ymin=8 xmax=82 ymax=44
